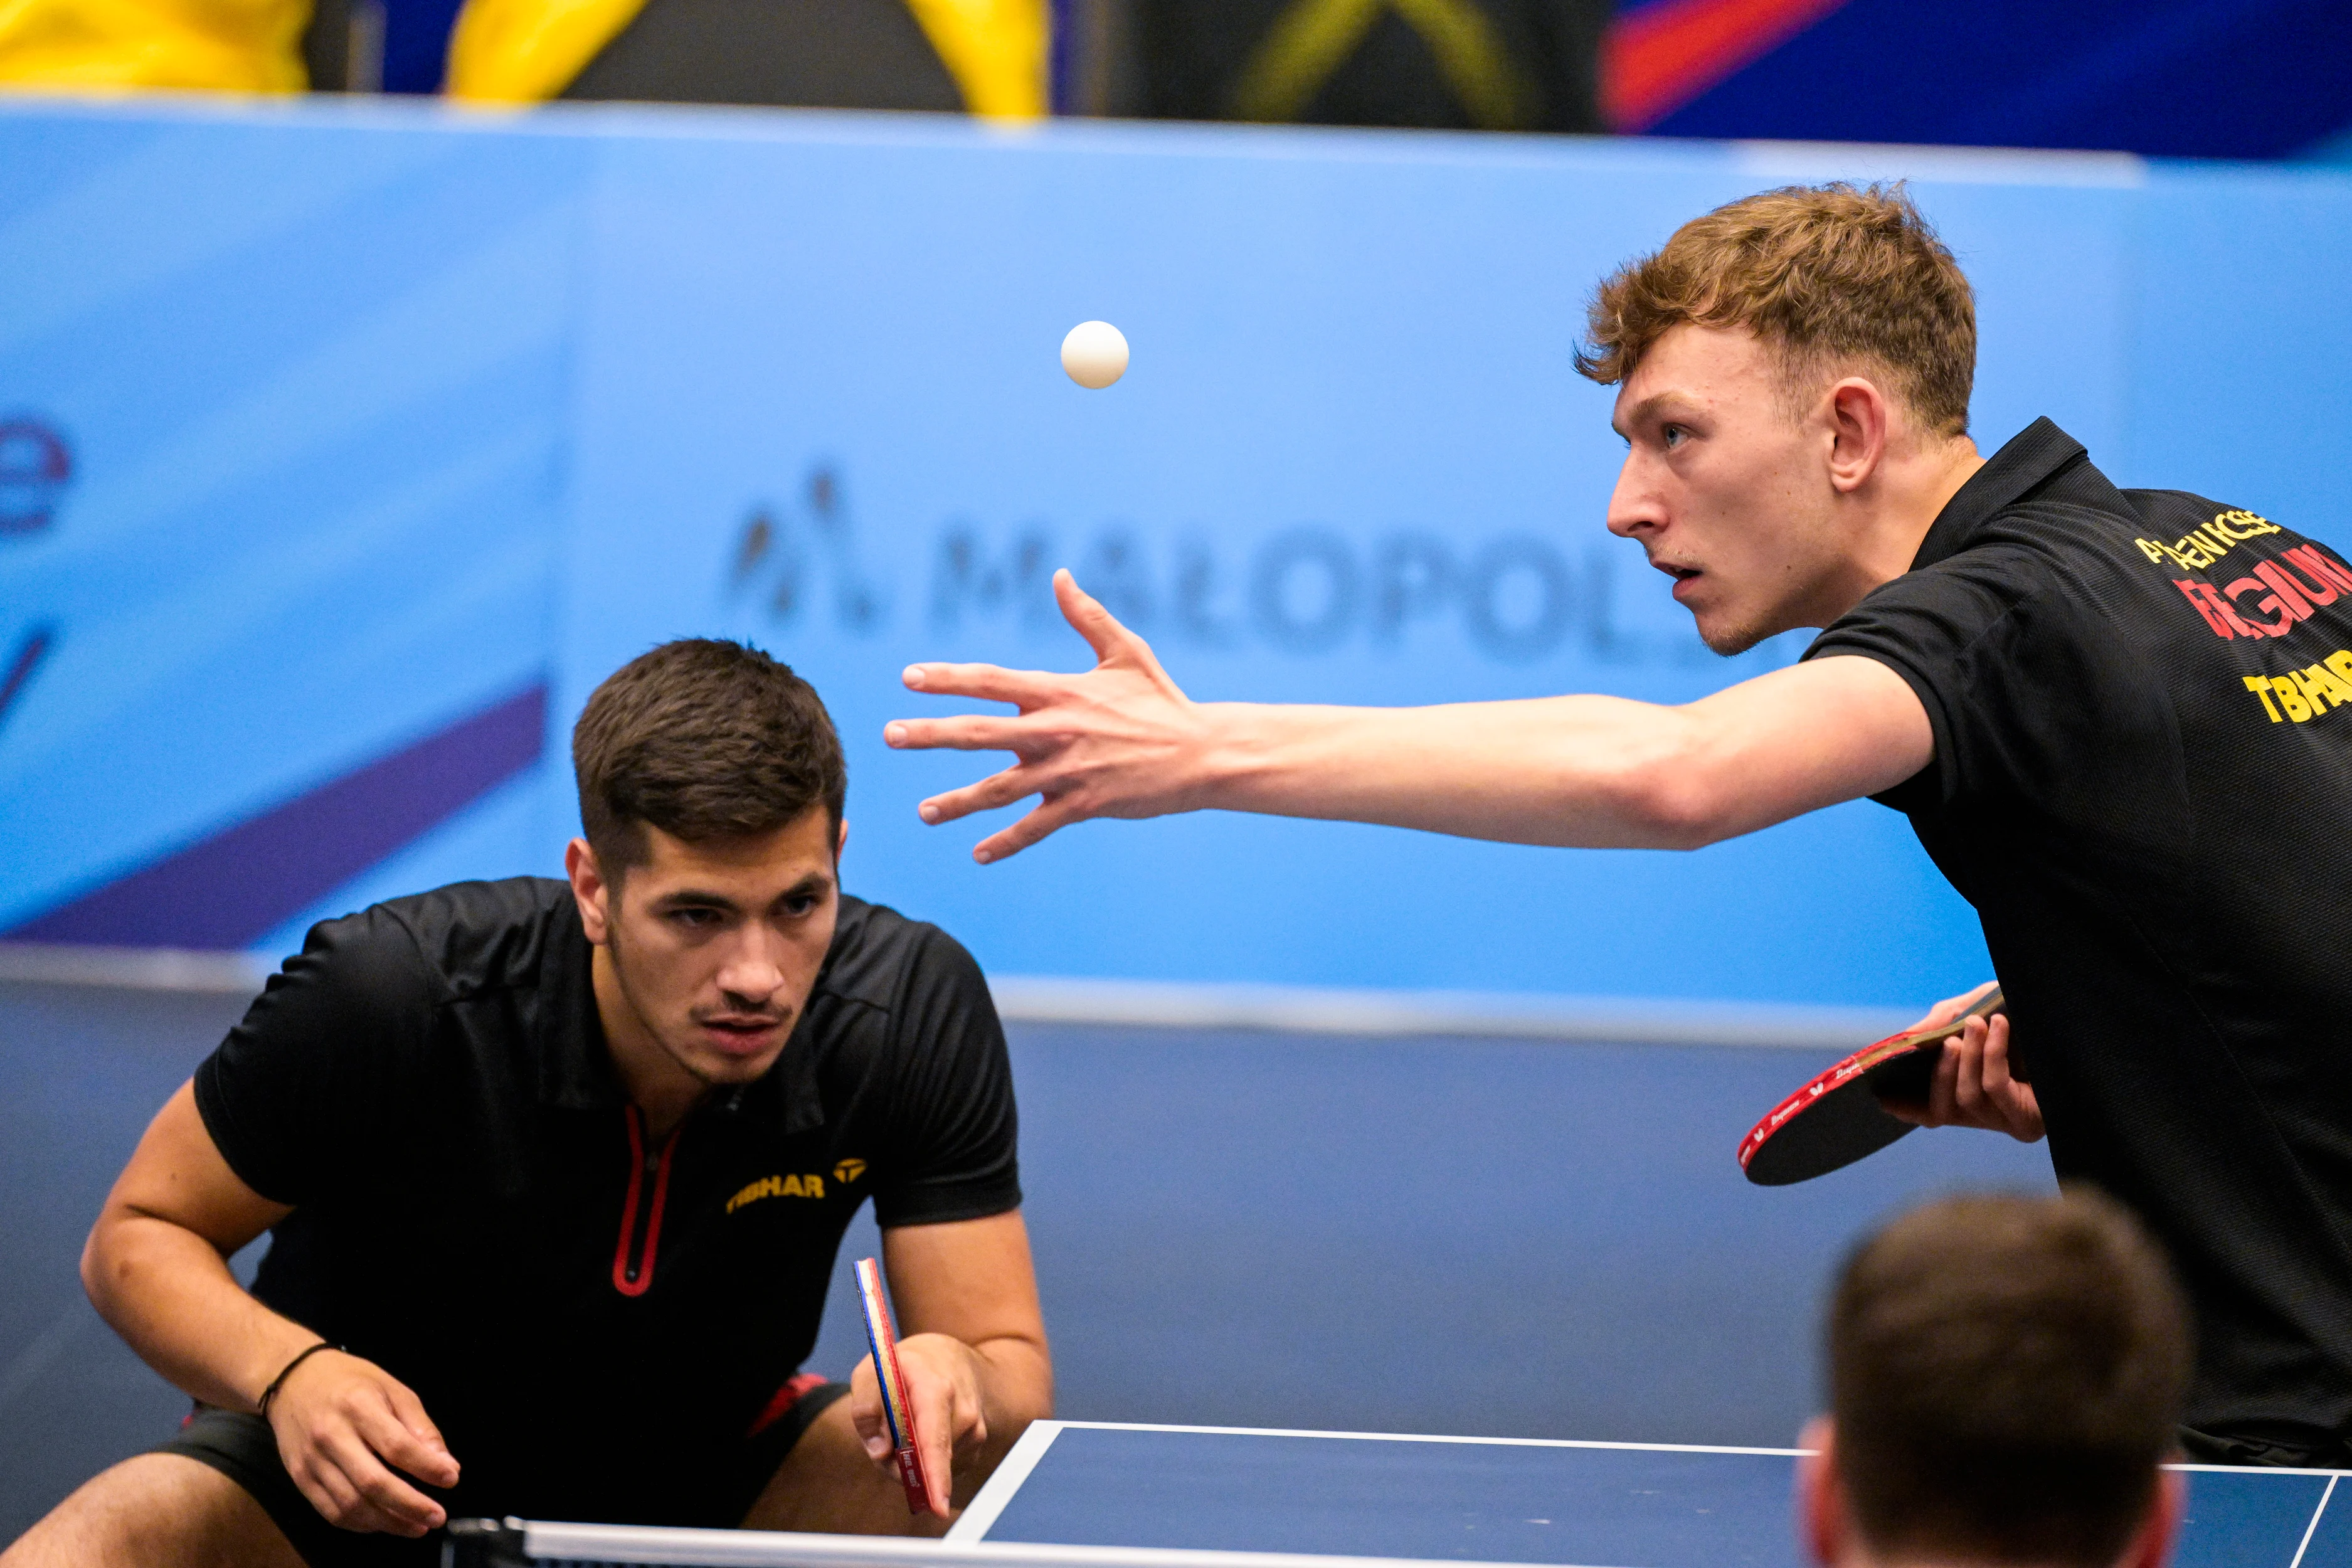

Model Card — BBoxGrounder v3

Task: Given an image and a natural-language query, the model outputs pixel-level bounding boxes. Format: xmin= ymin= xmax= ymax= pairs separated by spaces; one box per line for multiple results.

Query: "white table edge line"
xmin=516 ymin=1523 xmax=1643 ymax=1568
xmin=2289 ymin=1473 xmax=2338 ymax=1568
xmin=1046 ymin=1421 xmax=1810 ymax=1456
xmin=2168 ymin=1465 xmax=2352 ymax=1476
xmin=950 ymin=1421 xmax=1066 ymax=1542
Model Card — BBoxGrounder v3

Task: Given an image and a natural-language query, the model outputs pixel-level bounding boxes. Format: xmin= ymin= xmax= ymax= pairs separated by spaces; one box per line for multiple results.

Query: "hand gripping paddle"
xmin=1739 ymin=987 xmax=2008 ymax=1186
xmin=854 ymin=1257 xmax=937 ymax=1515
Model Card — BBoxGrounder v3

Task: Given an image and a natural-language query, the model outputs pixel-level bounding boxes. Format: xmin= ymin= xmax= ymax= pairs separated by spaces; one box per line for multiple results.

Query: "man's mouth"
xmin=1654 ymin=560 xmax=1703 ymax=599
xmin=697 ymin=1015 xmax=787 ymax=1054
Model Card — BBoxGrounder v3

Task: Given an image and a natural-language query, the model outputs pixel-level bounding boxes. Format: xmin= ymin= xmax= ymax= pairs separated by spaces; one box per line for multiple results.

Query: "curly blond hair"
xmin=1576 ymin=183 xmax=1975 ymax=437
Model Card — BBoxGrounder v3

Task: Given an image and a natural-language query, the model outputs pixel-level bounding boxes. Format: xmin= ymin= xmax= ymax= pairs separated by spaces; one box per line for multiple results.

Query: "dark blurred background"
xmin=3 ymin=0 xmax=2347 ymax=161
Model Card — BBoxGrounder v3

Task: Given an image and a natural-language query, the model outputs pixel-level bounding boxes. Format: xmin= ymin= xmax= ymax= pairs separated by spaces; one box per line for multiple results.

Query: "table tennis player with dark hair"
xmin=1801 ymin=1190 xmax=2191 ymax=1568
xmin=3 ymin=640 xmax=1051 ymax=1568
xmin=889 ymin=182 xmax=2352 ymax=1468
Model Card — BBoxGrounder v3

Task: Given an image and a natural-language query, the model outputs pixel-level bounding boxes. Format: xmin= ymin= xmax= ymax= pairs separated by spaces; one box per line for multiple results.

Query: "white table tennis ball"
xmin=1061 ymin=320 xmax=1128 ymax=389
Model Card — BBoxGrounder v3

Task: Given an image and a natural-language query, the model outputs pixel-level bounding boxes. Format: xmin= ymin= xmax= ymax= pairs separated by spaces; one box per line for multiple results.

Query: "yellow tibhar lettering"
xmin=728 ymin=1176 xmax=778 ymax=1212
xmin=726 ymin=1173 xmax=829 ymax=1212
xmin=2240 ymin=647 xmax=2352 ymax=723
xmin=2295 ymin=665 xmax=2352 ymax=712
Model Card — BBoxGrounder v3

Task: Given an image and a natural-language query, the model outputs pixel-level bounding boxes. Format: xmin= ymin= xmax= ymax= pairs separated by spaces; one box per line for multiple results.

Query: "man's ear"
xmin=1795 ymin=1416 xmax=1848 ymax=1567
xmin=836 ymin=817 xmax=850 ymax=861
xmin=566 ymin=837 xmax=613 ymax=946
xmin=1823 ymin=378 xmax=1890 ymax=495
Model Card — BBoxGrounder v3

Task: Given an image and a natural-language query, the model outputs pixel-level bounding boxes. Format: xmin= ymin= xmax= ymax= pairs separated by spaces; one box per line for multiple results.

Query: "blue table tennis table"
xmin=448 ymin=1420 xmax=2352 ymax=1568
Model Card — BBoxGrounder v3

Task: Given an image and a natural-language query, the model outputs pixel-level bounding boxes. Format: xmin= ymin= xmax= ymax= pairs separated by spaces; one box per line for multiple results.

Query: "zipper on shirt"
xmin=611 ymin=1103 xmax=682 ymax=1298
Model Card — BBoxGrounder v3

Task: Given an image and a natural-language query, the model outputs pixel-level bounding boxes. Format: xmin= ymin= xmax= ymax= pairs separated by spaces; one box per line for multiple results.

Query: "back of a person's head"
xmin=1577 ymin=181 xmax=1976 ymax=439
xmin=1829 ymin=1190 xmax=2190 ymax=1567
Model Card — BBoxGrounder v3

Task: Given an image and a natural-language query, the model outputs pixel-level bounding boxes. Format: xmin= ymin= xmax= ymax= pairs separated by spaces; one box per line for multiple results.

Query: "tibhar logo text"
xmin=726 ymin=1173 xmax=833 ymax=1212
xmin=726 ymin=465 xmax=1752 ymax=669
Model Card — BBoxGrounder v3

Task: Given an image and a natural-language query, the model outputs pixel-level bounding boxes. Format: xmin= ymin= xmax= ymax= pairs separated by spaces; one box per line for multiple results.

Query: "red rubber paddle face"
xmin=1739 ymin=988 xmax=2006 ymax=1186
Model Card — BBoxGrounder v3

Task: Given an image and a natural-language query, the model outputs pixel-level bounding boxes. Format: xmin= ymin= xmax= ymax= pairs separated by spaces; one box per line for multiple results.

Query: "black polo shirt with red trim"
xmin=1806 ymin=418 xmax=2352 ymax=1448
xmin=193 ymin=877 xmax=1019 ymax=1525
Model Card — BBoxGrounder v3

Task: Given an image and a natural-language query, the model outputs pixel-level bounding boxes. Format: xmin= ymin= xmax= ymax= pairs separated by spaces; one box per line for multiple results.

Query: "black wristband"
xmin=257 ymin=1342 xmax=341 ymax=1420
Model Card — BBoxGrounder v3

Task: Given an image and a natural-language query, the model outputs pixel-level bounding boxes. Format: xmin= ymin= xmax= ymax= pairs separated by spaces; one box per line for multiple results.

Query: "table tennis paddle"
xmin=1738 ymin=987 xmax=2008 ymax=1187
xmin=854 ymin=1256 xmax=937 ymax=1517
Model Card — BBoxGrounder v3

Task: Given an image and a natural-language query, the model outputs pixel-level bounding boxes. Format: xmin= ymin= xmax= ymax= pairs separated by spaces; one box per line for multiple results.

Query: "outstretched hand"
xmin=1880 ymin=982 xmax=2044 ymax=1143
xmin=886 ymin=569 xmax=1212 ymax=863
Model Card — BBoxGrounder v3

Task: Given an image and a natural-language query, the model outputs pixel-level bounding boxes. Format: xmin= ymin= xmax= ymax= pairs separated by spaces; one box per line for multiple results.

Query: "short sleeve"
xmin=870 ymin=930 xmax=1021 ymax=1229
xmin=193 ymin=906 xmax=437 ymax=1206
xmin=1804 ymin=544 xmax=2055 ymax=809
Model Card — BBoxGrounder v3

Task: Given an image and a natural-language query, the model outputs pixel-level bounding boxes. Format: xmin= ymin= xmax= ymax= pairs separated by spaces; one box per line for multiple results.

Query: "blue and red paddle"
xmin=854 ymin=1257 xmax=936 ymax=1515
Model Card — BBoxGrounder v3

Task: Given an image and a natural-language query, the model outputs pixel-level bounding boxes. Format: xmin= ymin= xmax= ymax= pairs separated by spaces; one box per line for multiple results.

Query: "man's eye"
xmin=783 ymin=895 xmax=819 ymax=918
xmin=670 ymin=908 xmax=722 ymax=928
xmin=1662 ymin=424 xmax=1687 ymax=448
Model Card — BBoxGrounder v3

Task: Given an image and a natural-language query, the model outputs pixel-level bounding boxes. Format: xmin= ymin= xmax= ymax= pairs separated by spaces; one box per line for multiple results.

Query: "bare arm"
xmin=888 ymin=570 xmax=1934 ymax=862
xmin=849 ymin=1209 xmax=1052 ymax=1515
xmin=83 ymin=1082 xmax=460 ymax=1536
xmin=83 ymin=1082 xmax=302 ymax=1411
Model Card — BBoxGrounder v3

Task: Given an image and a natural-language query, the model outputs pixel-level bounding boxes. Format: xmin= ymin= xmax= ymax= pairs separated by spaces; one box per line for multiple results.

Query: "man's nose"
xmin=717 ymin=935 xmax=786 ymax=1004
xmin=1604 ymin=454 xmax=1656 ymax=539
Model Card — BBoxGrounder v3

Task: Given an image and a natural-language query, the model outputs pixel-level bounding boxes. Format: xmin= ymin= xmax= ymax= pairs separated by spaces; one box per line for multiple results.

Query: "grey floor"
xmin=0 ymin=980 xmax=2052 ymax=1544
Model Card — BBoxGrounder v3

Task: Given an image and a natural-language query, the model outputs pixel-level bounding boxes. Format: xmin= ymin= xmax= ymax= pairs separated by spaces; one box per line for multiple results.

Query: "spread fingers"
xmin=886 ymin=716 xmax=1029 ymax=753
xmin=901 ymin=663 xmax=1057 ymax=706
xmin=918 ymin=767 xmax=1040 ymax=827
xmin=972 ymin=800 xmax=1086 ymax=865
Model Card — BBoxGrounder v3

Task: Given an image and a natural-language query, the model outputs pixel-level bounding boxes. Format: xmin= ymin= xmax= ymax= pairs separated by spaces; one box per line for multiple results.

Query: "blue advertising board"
xmin=2 ymin=99 xmax=2346 ymax=1008
xmin=0 ymin=107 xmax=579 ymax=958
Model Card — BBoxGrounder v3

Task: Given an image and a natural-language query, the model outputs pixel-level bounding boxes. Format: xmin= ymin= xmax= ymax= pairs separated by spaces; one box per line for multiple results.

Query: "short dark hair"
xmin=1577 ymin=182 xmax=1976 ymax=437
xmin=571 ymin=639 xmax=846 ymax=879
xmin=1828 ymin=1190 xmax=2190 ymax=1567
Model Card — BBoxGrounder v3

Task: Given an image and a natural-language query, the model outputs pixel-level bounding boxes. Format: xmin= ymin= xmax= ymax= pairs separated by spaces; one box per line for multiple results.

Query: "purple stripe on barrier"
xmin=4 ymin=682 xmax=548 ymax=951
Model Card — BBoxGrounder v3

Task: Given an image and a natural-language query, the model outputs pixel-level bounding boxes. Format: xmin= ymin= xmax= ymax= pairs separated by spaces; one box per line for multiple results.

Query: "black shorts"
xmin=152 ymin=1379 xmax=850 ymax=1568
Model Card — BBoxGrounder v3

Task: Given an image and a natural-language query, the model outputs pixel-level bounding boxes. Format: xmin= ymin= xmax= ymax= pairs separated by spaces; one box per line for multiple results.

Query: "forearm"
xmin=82 ymin=1212 xmax=316 ymax=1412
xmin=1187 ymin=657 xmax=1929 ymax=848
xmin=1195 ymin=695 xmax=1713 ymax=849
xmin=902 ymin=573 xmax=1932 ymax=862
xmin=954 ymin=1333 xmax=1052 ymax=1503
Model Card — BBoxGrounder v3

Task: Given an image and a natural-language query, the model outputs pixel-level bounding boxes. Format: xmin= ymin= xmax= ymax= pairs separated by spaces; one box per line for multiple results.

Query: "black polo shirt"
xmin=1806 ymin=418 xmax=2352 ymax=1447
xmin=193 ymin=877 xmax=1020 ymax=1525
